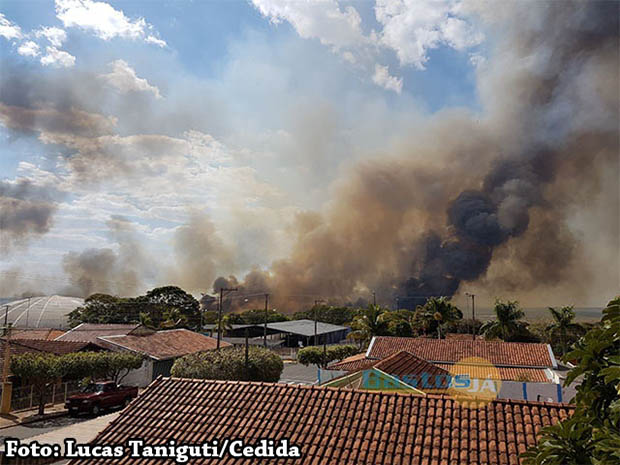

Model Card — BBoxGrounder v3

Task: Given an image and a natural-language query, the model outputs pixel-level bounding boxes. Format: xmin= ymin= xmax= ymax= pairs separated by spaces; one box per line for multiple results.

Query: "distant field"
xmin=475 ymin=307 xmax=603 ymax=322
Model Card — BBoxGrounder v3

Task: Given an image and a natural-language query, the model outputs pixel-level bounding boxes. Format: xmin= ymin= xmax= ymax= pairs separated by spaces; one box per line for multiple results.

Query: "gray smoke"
xmin=0 ymin=180 xmax=58 ymax=252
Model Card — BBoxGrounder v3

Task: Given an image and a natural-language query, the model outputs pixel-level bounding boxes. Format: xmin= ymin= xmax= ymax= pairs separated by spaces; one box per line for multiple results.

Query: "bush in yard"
xmin=171 ymin=347 xmax=283 ymax=382
xmin=11 ymin=351 xmax=144 ymax=415
xmin=297 ymin=344 xmax=359 ymax=369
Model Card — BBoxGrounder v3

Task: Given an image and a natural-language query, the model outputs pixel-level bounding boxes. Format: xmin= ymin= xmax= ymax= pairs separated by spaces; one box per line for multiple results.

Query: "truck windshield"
xmin=82 ymin=383 xmax=105 ymax=393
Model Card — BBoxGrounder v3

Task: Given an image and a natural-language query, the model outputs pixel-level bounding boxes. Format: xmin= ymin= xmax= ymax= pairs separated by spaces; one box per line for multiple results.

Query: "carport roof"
xmin=266 ymin=319 xmax=348 ymax=337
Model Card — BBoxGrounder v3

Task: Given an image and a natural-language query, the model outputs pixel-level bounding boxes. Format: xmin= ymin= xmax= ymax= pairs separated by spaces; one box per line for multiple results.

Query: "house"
xmin=323 ymin=350 xmax=450 ymax=394
xmin=0 ymin=338 xmax=100 ymax=382
xmin=68 ymin=377 xmax=574 ymax=465
xmin=95 ymin=329 xmax=230 ymax=386
xmin=9 ymin=328 xmax=66 ymax=340
xmin=325 ymin=337 xmax=572 ymax=402
xmin=55 ymin=323 xmax=141 ymax=344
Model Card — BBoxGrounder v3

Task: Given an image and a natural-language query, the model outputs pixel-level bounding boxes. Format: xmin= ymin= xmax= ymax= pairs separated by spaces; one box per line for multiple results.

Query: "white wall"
xmin=498 ymin=381 xmax=576 ymax=403
xmin=120 ymin=360 xmax=153 ymax=387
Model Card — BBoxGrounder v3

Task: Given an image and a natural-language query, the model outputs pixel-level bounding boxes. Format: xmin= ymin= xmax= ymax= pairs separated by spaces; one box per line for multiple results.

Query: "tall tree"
xmin=412 ymin=297 xmax=463 ymax=339
xmin=523 ymin=296 xmax=620 ymax=465
xmin=480 ymin=299 xmax=527 ymax=341
xmin=546 ymin=306 xmax=586 ymax=355
xmin=347 ymin=305 xmax=391 ymax=345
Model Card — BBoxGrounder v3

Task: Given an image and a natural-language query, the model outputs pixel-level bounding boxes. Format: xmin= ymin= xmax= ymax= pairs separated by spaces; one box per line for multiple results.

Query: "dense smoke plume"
xmin=213 ymin=1 xmax=619 ymax=309
xmin=0 ymin=1 xmax=617 ymax=308
xmin=61 ymin=217 xmax=151 ymax=297
xmin=0 ymin=180 xmax=58 ymax=253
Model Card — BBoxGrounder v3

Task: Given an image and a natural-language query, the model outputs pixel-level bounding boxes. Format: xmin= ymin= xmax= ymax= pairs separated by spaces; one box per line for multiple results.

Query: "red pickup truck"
xmin=65 ymin=381 xmax=138 ymax=416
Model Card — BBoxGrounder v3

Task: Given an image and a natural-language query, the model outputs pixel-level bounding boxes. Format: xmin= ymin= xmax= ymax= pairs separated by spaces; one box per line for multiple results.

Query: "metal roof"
xmin=266 ymin=319 xmax=348 ymax=337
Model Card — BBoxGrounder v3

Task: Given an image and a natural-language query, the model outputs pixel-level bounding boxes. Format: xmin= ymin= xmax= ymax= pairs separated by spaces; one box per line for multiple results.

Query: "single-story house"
xmin=9 ymin=328 xmax=66 ymax=340
xmin=0 ymin=338 xmax=100 ymax=383
xmin=325 ymin=336 xmax=572 ymax=402
xmin=55 ymin=323 xmax=141 ymax=344
xmin=323 ymin=350 xmax=449 ymax=394
xmin=95 ymin=329 xmax=230 ymax=386
xmin=67 ymin=377 xmax=574 ymax=465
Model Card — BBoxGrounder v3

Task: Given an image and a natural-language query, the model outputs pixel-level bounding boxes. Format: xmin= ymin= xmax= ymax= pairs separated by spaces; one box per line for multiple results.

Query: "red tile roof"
xmin=435 ymin=364 xmax=551 ymax=383
xmin=69 ymin=377 xmax=574 ymax=465
xmin=374 ymin=350 xmax=450 ymax=379
xmin=328 ymin=352 xmax=377 ymax=371
xmin=9 ymin=328 xmax=66 ymax=340
xmin=368 ymin=337 xmax=555 ymax=368
xmin=8 ymin=338 xmax=94 ymax=355
xmin=97 ymin=329 xmax=230 ymax=360
xmin=56 ymin=323 xmax=140 ymax=344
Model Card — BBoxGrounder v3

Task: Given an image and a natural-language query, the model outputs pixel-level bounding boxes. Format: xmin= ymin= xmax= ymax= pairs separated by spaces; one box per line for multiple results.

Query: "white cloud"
xmin=40 ymin=46 xmax=76 ymax=68
xmin=375 ymin=0 xmax=483 ymax=69
xmin=252 ymin=0 xmax=369 ymax=52
xmin=0 ymin=13 xmax=22 ymax=40
xmin=100 ymin=59 xmax=161 ymax=99
xmin=35 ymin=26 xmax=67 ymax=47
xmin=250 ymin=0 xmax=484 ymax=91
xmin=17 ymin=40 xmax=40 ymax=57
xmin=145 ymin=35 xmax=166 ymax=48
xmin=55 ymin=0 xmax=165 ymax=46
xmin=372 ymin=64 xmax=403 ymax=93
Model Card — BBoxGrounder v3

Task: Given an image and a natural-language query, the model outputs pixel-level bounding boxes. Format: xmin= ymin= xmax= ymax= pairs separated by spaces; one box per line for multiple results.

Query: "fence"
xmin=4 ymin=381 xmax=81 ymax=412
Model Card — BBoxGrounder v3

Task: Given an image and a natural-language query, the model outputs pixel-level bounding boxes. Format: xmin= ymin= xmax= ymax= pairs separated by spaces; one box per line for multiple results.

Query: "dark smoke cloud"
xmin=61 ymin=216 xmax=151 ymax=297
xmin=0 ymin=180 xmax=58 ymax=252
xmin=212 ymin=1 xmax=618 ymax=309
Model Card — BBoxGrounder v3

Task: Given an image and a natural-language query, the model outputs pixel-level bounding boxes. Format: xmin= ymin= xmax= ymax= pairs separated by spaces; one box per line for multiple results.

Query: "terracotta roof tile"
xmin=374 ymin=351 xmax=450 ymax=379
xmin=368 ymin=337 xmax=555 ymax=368
xmin=9 ymin=328 xmax=66 ymax=340
xmin=56 ymin=323 xmax=140 ymax=343
xmin=7 ymin=338 xmax=94 ymax=355
xmin=98 ymin=329 xmax=230 ymax=360
xmin=435 ymin=363 xmax=551 ymax=383
xmin=69 ymin=378 xmax=573 ymax=465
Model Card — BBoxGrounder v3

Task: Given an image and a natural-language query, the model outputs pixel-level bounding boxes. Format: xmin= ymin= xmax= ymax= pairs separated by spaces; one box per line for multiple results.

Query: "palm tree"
xmin=347 ymin=305 xmax=391 ymax=346
xmin=481 ymin=299 xmax=526 ymax=341
xmin=546 ymin=306 xmax=585 ymax=355
xmin=413 ymin=297 xmax=463 ymax=339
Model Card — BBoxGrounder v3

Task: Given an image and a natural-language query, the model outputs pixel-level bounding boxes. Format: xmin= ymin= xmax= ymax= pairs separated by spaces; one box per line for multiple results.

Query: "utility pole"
xmin=1 ymin=305 xmax=12 ymax=414
xmin=313 ymin=299 xmax=325 ymax=346
xmin=216 ymin=287 xmax=238 ymax=350
xmin=395 ymin=297 xmax=400 ymax=310
xmin=263 ymin=294 xmax=269 ymax=348
xmin=466 ymin=293 xmax=476 ymax=340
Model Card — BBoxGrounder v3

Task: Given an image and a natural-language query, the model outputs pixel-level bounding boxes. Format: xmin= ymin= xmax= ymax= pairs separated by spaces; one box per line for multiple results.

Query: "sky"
xmin=0 ymin=0 xmax=617 ymax=309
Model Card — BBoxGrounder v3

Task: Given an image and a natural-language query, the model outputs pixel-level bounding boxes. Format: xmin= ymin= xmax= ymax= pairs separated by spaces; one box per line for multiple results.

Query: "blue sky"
xmin=0 ymin=1 xmax=615 ymax=307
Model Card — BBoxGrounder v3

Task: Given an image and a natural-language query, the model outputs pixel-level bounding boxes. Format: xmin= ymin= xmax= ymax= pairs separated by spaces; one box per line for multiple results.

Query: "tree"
xmin=347 ymin=305 xmax=391 ymax=345
xmin=69 ymin=286 xmax=201 ymax=330
xmin=67 ymin=294 xmax=133 ymax=327
xmin=171 ymin=347 xmax=283 ymax=382
xmin=293 ymin=306 xmax=356 ymax=325
xmin=60 ymin=352 xmax=143 ymax=384
xmin=10 ymin=351 xmax=144 ymax=415
xmin=546 ymin=306 xmax=586 ymax=356
xmin=297 ymin=345 xmax=359 ymax=370
xmin=522 ymin=296 xmax=620 ymax=465
xmin=238 ymin=308 xmax=289 ymax=324
xmin=10 ymin=353 xmax=63 ymax=416
xmin=412 ymin=297 xmax=463 ymax=339
xmin=480 ymin=299 xmax=527 ymax=341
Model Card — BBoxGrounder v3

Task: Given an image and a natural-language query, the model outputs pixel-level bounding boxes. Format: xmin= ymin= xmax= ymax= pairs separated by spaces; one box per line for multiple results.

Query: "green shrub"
xmin=171 ymin=347 xmax=283 ymax=382
xmin=297 ymin=344 xmax=359 ymax=369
